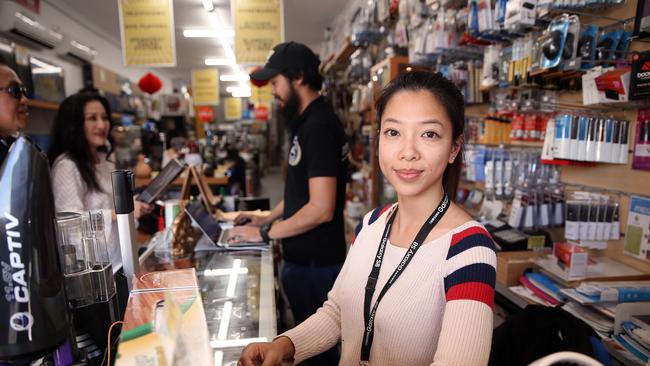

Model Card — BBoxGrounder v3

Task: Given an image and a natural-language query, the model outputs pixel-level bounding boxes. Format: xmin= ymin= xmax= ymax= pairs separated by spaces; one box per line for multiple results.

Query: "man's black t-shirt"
xmin=283 ymin=96 xmax=349 ymax=266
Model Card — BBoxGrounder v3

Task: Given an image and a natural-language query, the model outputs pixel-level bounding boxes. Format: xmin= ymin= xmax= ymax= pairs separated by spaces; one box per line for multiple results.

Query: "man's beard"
xmin=279 ymin=85 xmax=301 ymax=130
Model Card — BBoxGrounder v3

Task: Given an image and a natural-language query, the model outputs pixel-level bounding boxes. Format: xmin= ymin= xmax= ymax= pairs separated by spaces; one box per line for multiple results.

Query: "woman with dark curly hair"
xmin=48 ymin=92 xmax=152 ymax=268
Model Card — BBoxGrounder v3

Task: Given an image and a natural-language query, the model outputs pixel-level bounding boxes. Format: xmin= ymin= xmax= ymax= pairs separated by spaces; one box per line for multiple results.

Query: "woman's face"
xmin=378 ymin=90 xmax=461 ymax=198
xmin=83 ymin=100 xmax=110 ymax=151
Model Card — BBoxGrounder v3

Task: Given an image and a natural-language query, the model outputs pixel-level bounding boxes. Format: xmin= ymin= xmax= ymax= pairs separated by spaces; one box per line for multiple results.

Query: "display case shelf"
xmin=27 ymin=100 xmax=59 ymax=111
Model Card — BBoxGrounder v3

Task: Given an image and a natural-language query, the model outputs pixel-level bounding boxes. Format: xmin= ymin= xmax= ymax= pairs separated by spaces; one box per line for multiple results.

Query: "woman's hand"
xmin=238 ymin=337 xmax=295 ymax=366
xmin=133 ymin=200 xmax=154 ymax=219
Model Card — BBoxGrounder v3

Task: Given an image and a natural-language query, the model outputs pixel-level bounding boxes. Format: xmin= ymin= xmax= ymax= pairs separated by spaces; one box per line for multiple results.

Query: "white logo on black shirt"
xmin=288 ymin=136 xmax=302 ymax=166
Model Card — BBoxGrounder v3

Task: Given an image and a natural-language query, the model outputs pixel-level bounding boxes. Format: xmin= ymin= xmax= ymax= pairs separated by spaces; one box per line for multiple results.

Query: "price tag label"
xmin=527 ymin=235 xmax=546 ymax=250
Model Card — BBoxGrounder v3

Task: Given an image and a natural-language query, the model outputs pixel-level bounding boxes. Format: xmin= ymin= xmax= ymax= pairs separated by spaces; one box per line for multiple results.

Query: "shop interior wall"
xmin=22 ymin=0 xmax=176 ymax=136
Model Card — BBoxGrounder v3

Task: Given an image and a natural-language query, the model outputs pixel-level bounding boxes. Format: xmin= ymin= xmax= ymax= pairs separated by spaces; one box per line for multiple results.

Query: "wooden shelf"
xmin=27 ymin=100 xmax=59 ymax=111
xmin=510 ymin=140 xmax=545 ymax=148
xmin=322 ymin=37 xmax=360 ymax=73
xmin=466 ymin=141 xmax=544 ymax=148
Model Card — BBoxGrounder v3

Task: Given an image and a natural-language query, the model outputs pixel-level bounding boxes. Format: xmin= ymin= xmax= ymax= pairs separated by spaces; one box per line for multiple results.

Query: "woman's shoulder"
xmin=51 ymin=153 xmax=77 ymax=172
xmin=351 ymin=203 xmax=397 ymax=245
xmin=445 ymin=219 xmax=497 ymax=264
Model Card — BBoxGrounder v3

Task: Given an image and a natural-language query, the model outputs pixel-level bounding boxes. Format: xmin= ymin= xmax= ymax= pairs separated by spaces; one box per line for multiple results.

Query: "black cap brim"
xmin=250 ymin=67 xmax=281 ymax=82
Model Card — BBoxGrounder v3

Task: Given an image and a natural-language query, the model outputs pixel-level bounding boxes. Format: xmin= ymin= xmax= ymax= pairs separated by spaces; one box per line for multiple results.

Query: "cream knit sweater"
xmin=50 ymin=153 xmax=121 ymax=269
xmin=283 ymin=205 xmax=497 ymax=365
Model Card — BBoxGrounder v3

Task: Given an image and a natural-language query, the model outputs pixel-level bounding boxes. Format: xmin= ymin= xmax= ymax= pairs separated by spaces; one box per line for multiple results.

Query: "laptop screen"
xmin=137 ymin=159 xmax=186 ymax=204
xmin=185 ymin=201 xmax=222 ymax=244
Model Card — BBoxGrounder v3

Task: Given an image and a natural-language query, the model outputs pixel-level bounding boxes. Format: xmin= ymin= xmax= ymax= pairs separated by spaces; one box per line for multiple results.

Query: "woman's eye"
xmin=384 ymin=129 xmax=399 ymax=137
xmin=423 ymin=131 xmax=438 ymax=139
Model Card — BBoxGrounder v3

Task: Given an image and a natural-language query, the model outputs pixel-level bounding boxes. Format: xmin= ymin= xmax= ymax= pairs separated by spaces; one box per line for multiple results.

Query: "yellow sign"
xmin=224 ymin=97 xmax=242 ymax=121
xmin=192 ymin=69 xmax=220 ymax=106
xmin=118 ymin=0 xmax=176 ymax=66
xmin=233 ymin=0 xmax=283 ymax=64
xmin=251 ymin=84 xmax=273 ymax=103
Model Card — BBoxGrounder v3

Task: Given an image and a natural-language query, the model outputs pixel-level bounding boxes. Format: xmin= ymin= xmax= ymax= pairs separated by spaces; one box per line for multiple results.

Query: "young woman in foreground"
xmin=240 ymin=70 xmax=497 ymax=366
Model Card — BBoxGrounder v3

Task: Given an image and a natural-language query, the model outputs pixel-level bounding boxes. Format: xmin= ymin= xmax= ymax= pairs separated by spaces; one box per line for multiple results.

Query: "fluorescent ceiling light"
xmin=221 ymin=74 xmax=249 ymax=82
xmin=206 ymin=10 xmax=248 ymax=88
xmin=226 ymin=86 xmax=251 ymax=93
xmin=217 ymin=301 xmax=232 ymax=340
xmin=201 ymin=0 xmax=214 ymax=12
xmin=30 ymin=57 xmax=62 ymax=74
xmin=214 ymin=351 xmax=224 ymax=366
xmin=210 ymin=337 xmax=268 ymax=349
xmin=0 ymin=42 xmax=13 ymax=53
xmin=70 ymin=40 xmax=98 ymax=56
xmin=232 ymin=91 xmax=251 ymax=98
xmin=32 ymin=68 xmax=62 ymax=74
xmin=204 ymin=58 xmax=231 ymax=66
xmin=183 ymin=29 xmax=234 ymax=38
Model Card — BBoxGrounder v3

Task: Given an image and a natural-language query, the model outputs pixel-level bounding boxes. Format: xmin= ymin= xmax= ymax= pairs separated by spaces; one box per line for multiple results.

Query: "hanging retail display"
xmin=633 ymin=108 xmax=650 ymax=171
xmin=624 ymin=196 xmax=650 ymax=262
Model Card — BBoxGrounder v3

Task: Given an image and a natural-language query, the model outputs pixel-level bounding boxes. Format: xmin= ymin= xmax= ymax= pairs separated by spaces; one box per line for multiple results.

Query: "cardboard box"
xmin=553 ymin=242 xmax=588 ymax=279
xmin=497 ymin=251 xmax=542 ymax=286
xmin=595 ymin=68 xmax=631 ymax=103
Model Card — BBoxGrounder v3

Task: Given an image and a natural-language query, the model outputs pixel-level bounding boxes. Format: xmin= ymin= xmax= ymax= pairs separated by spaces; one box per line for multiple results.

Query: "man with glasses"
xmin=0 ymin=61 xmax=29 ymax=163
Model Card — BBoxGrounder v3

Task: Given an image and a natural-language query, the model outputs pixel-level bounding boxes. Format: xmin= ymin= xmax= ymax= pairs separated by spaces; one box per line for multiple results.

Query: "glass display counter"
xmin=139 ymin=234 xmax=277 ymax=366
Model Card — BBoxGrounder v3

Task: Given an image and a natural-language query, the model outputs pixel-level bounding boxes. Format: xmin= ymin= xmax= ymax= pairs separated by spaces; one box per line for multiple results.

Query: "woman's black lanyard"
xmin=360 ymin=193 xmax=450 ymax=365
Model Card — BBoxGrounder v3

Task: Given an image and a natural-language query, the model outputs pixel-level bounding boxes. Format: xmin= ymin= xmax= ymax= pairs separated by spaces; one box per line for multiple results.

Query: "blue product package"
xmin=598 ymin=29 xmax=623 ymax=62
xmin=475 ymin=148 xmax=487 ymax=182
xmin=556 ymin=114 xmax=572 ymax=159
xmin=580 ymin=25 xmax=599 ymax=70
xmin=577 ymin=116 xmax=589 ymax=161
xmin=603 ymin=119 xmax=614 ymax=162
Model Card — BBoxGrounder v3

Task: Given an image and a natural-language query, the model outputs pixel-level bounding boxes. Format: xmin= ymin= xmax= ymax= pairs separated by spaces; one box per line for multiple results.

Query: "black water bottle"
xmin=0 ymin=137 xmax=72 ymax=362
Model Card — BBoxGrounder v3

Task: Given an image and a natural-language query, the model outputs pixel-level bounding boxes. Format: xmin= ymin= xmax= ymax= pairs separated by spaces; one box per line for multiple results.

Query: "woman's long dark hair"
xmin=375 ymin=70 xmax=465 ymax=200
xmin=48 ymin=92 xmax=114 ymax=192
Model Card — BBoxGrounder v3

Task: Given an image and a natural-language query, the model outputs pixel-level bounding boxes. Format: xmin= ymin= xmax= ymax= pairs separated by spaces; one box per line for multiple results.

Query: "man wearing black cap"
xmin=0 ymin=60 xmax=29 ymax=164
xmin=228 ymin=42 xmax=348 ymax=365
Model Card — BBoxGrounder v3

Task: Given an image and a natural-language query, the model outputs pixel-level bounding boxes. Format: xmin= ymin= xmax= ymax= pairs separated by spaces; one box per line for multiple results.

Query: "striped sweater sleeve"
xmin=282 ymin=205 xmax=393 ymax=363
xmin=431 ymin=225 xmax=497 ymax=366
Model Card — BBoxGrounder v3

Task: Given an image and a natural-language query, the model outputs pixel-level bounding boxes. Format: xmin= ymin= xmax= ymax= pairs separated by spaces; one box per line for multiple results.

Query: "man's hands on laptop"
xmin=233 ymin=212 xmax=267 ymax=227
xmin=226 ymin=225 xmax=263 ymax=244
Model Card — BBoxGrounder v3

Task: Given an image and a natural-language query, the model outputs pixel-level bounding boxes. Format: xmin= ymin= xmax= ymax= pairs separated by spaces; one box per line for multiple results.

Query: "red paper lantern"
xmin=250 ymin=67 xmax=269 ymax=87
xmin=138 ymin=72 xmax=162 ymax=95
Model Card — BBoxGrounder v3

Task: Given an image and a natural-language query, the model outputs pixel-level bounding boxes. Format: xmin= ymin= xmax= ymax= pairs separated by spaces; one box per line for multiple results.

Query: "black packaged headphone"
xmin=542 ymin=30 xmax=564 ymax=60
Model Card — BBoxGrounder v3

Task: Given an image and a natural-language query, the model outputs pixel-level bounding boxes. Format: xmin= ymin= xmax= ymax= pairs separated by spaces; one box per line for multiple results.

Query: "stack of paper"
xmin=561 ymin=281 xmax=650 ymax=304
xmin=611 ymin=321 xmax=650 ymax=364
xmin=518 ymin=272 xmax=564 ymax=306
xmin=562 ymin=302 xmax=614 ymax=337
xmin=509 ymin=285 xmax=554 ymax=306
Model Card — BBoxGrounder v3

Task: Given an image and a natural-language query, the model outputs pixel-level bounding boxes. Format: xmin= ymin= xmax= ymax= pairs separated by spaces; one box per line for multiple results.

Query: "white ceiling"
xmin=45 ymin=0 xmax=348 ymax=88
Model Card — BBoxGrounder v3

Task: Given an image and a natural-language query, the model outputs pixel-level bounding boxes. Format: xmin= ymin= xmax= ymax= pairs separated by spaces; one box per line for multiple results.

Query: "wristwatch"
xmin=259 ymin=223 xmax=272 ymax=242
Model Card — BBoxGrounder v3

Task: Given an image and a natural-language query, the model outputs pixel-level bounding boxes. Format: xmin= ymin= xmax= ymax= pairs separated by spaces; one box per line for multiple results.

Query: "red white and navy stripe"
xmin=444 ymin=226 xmax=497 ymax=308
xmin=351 ymin=204 xmax=393 ymax=245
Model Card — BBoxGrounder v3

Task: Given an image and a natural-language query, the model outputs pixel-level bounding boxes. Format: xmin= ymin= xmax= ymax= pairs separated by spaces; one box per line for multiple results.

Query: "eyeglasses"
xmin=0 ymin=85 xmax=28 ymax=100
